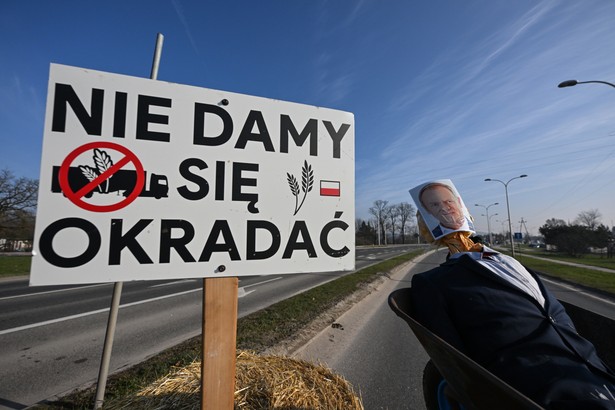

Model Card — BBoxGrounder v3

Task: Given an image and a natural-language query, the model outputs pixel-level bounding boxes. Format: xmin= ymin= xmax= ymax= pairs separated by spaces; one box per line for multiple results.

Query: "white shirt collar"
xmin=449 ymin=245 xmax=498 ymax=260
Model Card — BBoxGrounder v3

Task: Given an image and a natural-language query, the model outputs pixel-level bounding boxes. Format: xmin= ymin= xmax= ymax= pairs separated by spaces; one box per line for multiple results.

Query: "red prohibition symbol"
xmin=58 ymin=141 xmax=145 ymax=212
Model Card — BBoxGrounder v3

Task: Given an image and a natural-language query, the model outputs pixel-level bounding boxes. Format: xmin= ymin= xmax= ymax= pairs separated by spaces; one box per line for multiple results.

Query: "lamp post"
xmin=475 ymin=202 xmax=498 ymax=244
xmin=490 ymin=213 xmax=499 ymax=224
xmin=484 ymin=175 xmax=527 ymax=257
xmin=485 ymin=213 xmax=499 ymax=244
xmin=496 ymin=219 xmax=509 ymax=235
xmin=558 ymin=79 xmax=615 ymax=89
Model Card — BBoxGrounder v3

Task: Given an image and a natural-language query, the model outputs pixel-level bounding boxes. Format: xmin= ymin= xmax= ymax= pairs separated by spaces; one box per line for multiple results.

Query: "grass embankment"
xmin=0 ymin=255 xmax=31 ymax=278
xmin=516 ymin=254 xmax=615 ymax=296
xmin=518 ymin=246 xmax=615 ymax=270
xmin=39 ymin=249 xmax=426 ymax=408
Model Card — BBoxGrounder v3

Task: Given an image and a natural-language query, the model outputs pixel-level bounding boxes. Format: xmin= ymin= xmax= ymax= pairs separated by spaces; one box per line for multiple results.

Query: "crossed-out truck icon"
xmin=51 ymin=166 xmax=169 ymax=199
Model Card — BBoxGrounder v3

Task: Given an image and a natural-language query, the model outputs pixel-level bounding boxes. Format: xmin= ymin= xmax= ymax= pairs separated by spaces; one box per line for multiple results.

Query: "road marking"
xmin=237 ymin=277 xmax=282 ymax=297
xmin=238 ymin=288 xmax=255 ymax=298
xmin=0 ymin=276 xmax=284 ymax=335
xmin=0 ymin=283 xmax=109 ymax=301
xmin=149 ymin=279 xmax=196 ymax=288
xmin=541 ymin=276 xmax=615 ymax=307
xmin=242 ymin=276 xmax=282 ymax=289
xmin=0 ymin=288 xmax=201 ymax=336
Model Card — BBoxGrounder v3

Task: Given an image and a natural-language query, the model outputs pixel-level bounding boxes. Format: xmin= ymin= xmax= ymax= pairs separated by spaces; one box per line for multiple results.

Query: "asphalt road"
xmin=295 ymin=250 xmax=436 ymax=410
xmin=0 ymin=244 xmax=420 ymax=409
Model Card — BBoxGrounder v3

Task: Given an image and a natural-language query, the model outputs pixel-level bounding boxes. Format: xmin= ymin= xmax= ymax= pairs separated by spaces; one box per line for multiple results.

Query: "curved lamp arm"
xmin=558 ymin=79 xmax=615 ymax=89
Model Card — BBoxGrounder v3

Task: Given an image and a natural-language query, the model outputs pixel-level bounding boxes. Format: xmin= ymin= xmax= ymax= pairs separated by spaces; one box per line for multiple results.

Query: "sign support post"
xmin=201 ymin=276 xmax=239 ymax=409
xmin=94 ymin=281 xmax=123 ymax=409
xmin=93 ymin=32 xmax=165 ymax=410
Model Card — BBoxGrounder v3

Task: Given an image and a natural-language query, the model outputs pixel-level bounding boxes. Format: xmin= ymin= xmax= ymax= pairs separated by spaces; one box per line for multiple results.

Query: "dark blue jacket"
xmin=411 ymin=253 xmax=615 ymax=408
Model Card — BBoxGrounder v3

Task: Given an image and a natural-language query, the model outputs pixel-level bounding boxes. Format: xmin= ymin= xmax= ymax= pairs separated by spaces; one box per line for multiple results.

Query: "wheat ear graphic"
xmin=287 ymin=161 xmax=314 ymax=215
xmin=93 ymin=149 xmax=113 ymax=193
xmin=79 ymin=166 xmax=102 ymax=192
xmin=287 ymin=173 xmax=300 ymax=215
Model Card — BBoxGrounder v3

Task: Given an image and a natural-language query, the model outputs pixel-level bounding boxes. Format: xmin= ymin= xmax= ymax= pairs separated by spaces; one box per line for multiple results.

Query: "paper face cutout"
xmin=409 ymin=179 xmax=475 ymax=240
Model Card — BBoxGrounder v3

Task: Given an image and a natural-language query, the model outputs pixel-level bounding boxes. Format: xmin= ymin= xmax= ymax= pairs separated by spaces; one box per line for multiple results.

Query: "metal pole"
xmin=94 ymin=282 xmax=123 ymax=408
xmin=475 ymin=202 xmax=497 ymax=245
xmin=504 ymin=185 xmax=515 ymax=257
xmin=486 ymin=209 xmax=492 ymax=245
xmin=487 ymin=213 xmax=498 ymax=245
xmin=94 ymin=32 xmax=164 ymax=409
xmin=485 ymin=175 xmax=526 ymax=257
xmin=150 ymin=33 xmax=164 ymax=80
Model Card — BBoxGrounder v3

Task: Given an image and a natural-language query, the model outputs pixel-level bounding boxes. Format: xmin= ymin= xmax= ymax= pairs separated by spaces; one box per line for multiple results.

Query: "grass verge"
xmin=518 ymin=247 xmax=615 ymax=270
xmin=516 ymin=255 xmax=615 ymax=296
xmin=0 ymin=255 xmax=31 ymax=277
xmin=38 ymin=248 xmax=426 ymax=408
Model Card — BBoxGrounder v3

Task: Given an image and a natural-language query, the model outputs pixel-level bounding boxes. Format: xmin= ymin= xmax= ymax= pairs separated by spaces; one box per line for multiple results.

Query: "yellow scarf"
xmin=417 ymin=212 xmax=483 ymax=254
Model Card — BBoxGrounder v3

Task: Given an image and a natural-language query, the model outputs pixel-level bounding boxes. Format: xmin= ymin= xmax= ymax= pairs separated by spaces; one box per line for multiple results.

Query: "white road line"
xmin=0 ymin=276 xmax=284 ymax=336
xmin=242 ymin=276 xmax=282 ymax=289
xmin=0 ymin=288 xmax=201 ymax=336
xmin=149 ymin=279 xmax=196 ymax=288
xmin=0 ymin=283 xmax=109 ymax=301
xmin=238 ymin=288 xmax=255 ymax=298
xmin=541 ymin=276 xmax=615 ymax=307
xmin=237 ymin=277 xmax=281 ymax=297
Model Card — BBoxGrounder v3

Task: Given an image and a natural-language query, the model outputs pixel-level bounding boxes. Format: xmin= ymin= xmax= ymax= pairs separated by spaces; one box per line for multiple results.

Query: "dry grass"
xmin=103 ymin=350 xmax=364 ymax=410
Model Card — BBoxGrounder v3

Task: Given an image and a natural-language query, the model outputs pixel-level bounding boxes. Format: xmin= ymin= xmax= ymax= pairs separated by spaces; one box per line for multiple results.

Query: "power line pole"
xmin=519 ymin=217 xmax=530 ymax=244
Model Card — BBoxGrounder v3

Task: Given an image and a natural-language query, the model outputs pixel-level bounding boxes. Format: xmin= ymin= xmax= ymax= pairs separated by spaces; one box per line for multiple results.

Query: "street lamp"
xmin=496 ymin=219 xmax=509 ymax=234
xmin=475 ymin=202 xmax=498 ymax=245
xmin=495 ymin=218 xmax=508 ymax=245
xmin=489 ymin=213 xmax=499 ymax=232
xmin=482 ymin=212 xmax=499 ymax=244
xmin=484 ymin=175 xmax=528 ymax=257
xmin=558 ymin=79 xmax=615 ymax=89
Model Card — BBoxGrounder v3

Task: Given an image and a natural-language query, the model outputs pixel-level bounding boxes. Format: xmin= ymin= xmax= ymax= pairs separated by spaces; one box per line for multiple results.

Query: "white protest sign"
xmin=30 ymin=64 xmax=354 ymax=285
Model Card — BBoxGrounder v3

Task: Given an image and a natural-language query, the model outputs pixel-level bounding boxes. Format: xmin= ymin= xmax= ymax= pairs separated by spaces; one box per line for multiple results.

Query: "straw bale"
xmin=103 ymin=350 xmax=363 ymax=410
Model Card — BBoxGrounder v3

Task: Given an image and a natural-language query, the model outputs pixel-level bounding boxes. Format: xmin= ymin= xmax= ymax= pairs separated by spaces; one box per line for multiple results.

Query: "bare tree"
xmin=368 ymin=200 xmax=388 ymax=245
xmin=385 ymin=205 xmax=400 ymax=244
xmin=575 ymin=209 xmax=602 ymax=230
xmin=396 ymin=202 xmax=416 ymax=244
xmin=0 ymin=169 xmax=38 ymax=243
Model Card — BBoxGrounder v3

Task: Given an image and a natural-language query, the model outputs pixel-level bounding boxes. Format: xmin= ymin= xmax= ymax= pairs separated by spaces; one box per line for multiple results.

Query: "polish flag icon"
xmin=320 ymin=180 xmax=341 ymax=196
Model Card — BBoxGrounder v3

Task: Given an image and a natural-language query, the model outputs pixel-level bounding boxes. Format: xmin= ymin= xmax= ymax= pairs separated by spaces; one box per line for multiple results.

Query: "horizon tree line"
xmin=357 ymin=196 xmax=614 ymax=257
xmin=355 ymin=200 xmax=418 ymax=246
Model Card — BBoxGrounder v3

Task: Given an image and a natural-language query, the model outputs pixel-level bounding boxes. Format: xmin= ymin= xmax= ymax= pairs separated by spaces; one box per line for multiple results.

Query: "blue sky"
xmin=3 ymin=0 xmax=615 ymax=237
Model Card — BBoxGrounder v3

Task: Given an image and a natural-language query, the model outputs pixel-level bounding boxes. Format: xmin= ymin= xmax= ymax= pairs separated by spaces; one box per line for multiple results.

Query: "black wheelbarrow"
xmin=388 ymin=287 xmax=544 ymax=410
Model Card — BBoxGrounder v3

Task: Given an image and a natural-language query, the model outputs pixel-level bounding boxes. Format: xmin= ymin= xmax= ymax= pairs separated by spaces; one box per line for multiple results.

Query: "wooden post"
xmin=201 ymin=276 xmax=238 ymax=410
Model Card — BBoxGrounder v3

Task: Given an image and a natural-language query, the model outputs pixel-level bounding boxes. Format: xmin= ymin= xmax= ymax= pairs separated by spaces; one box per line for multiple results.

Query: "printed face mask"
xmin=409 ymin=179 xmax=475 ymax=241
